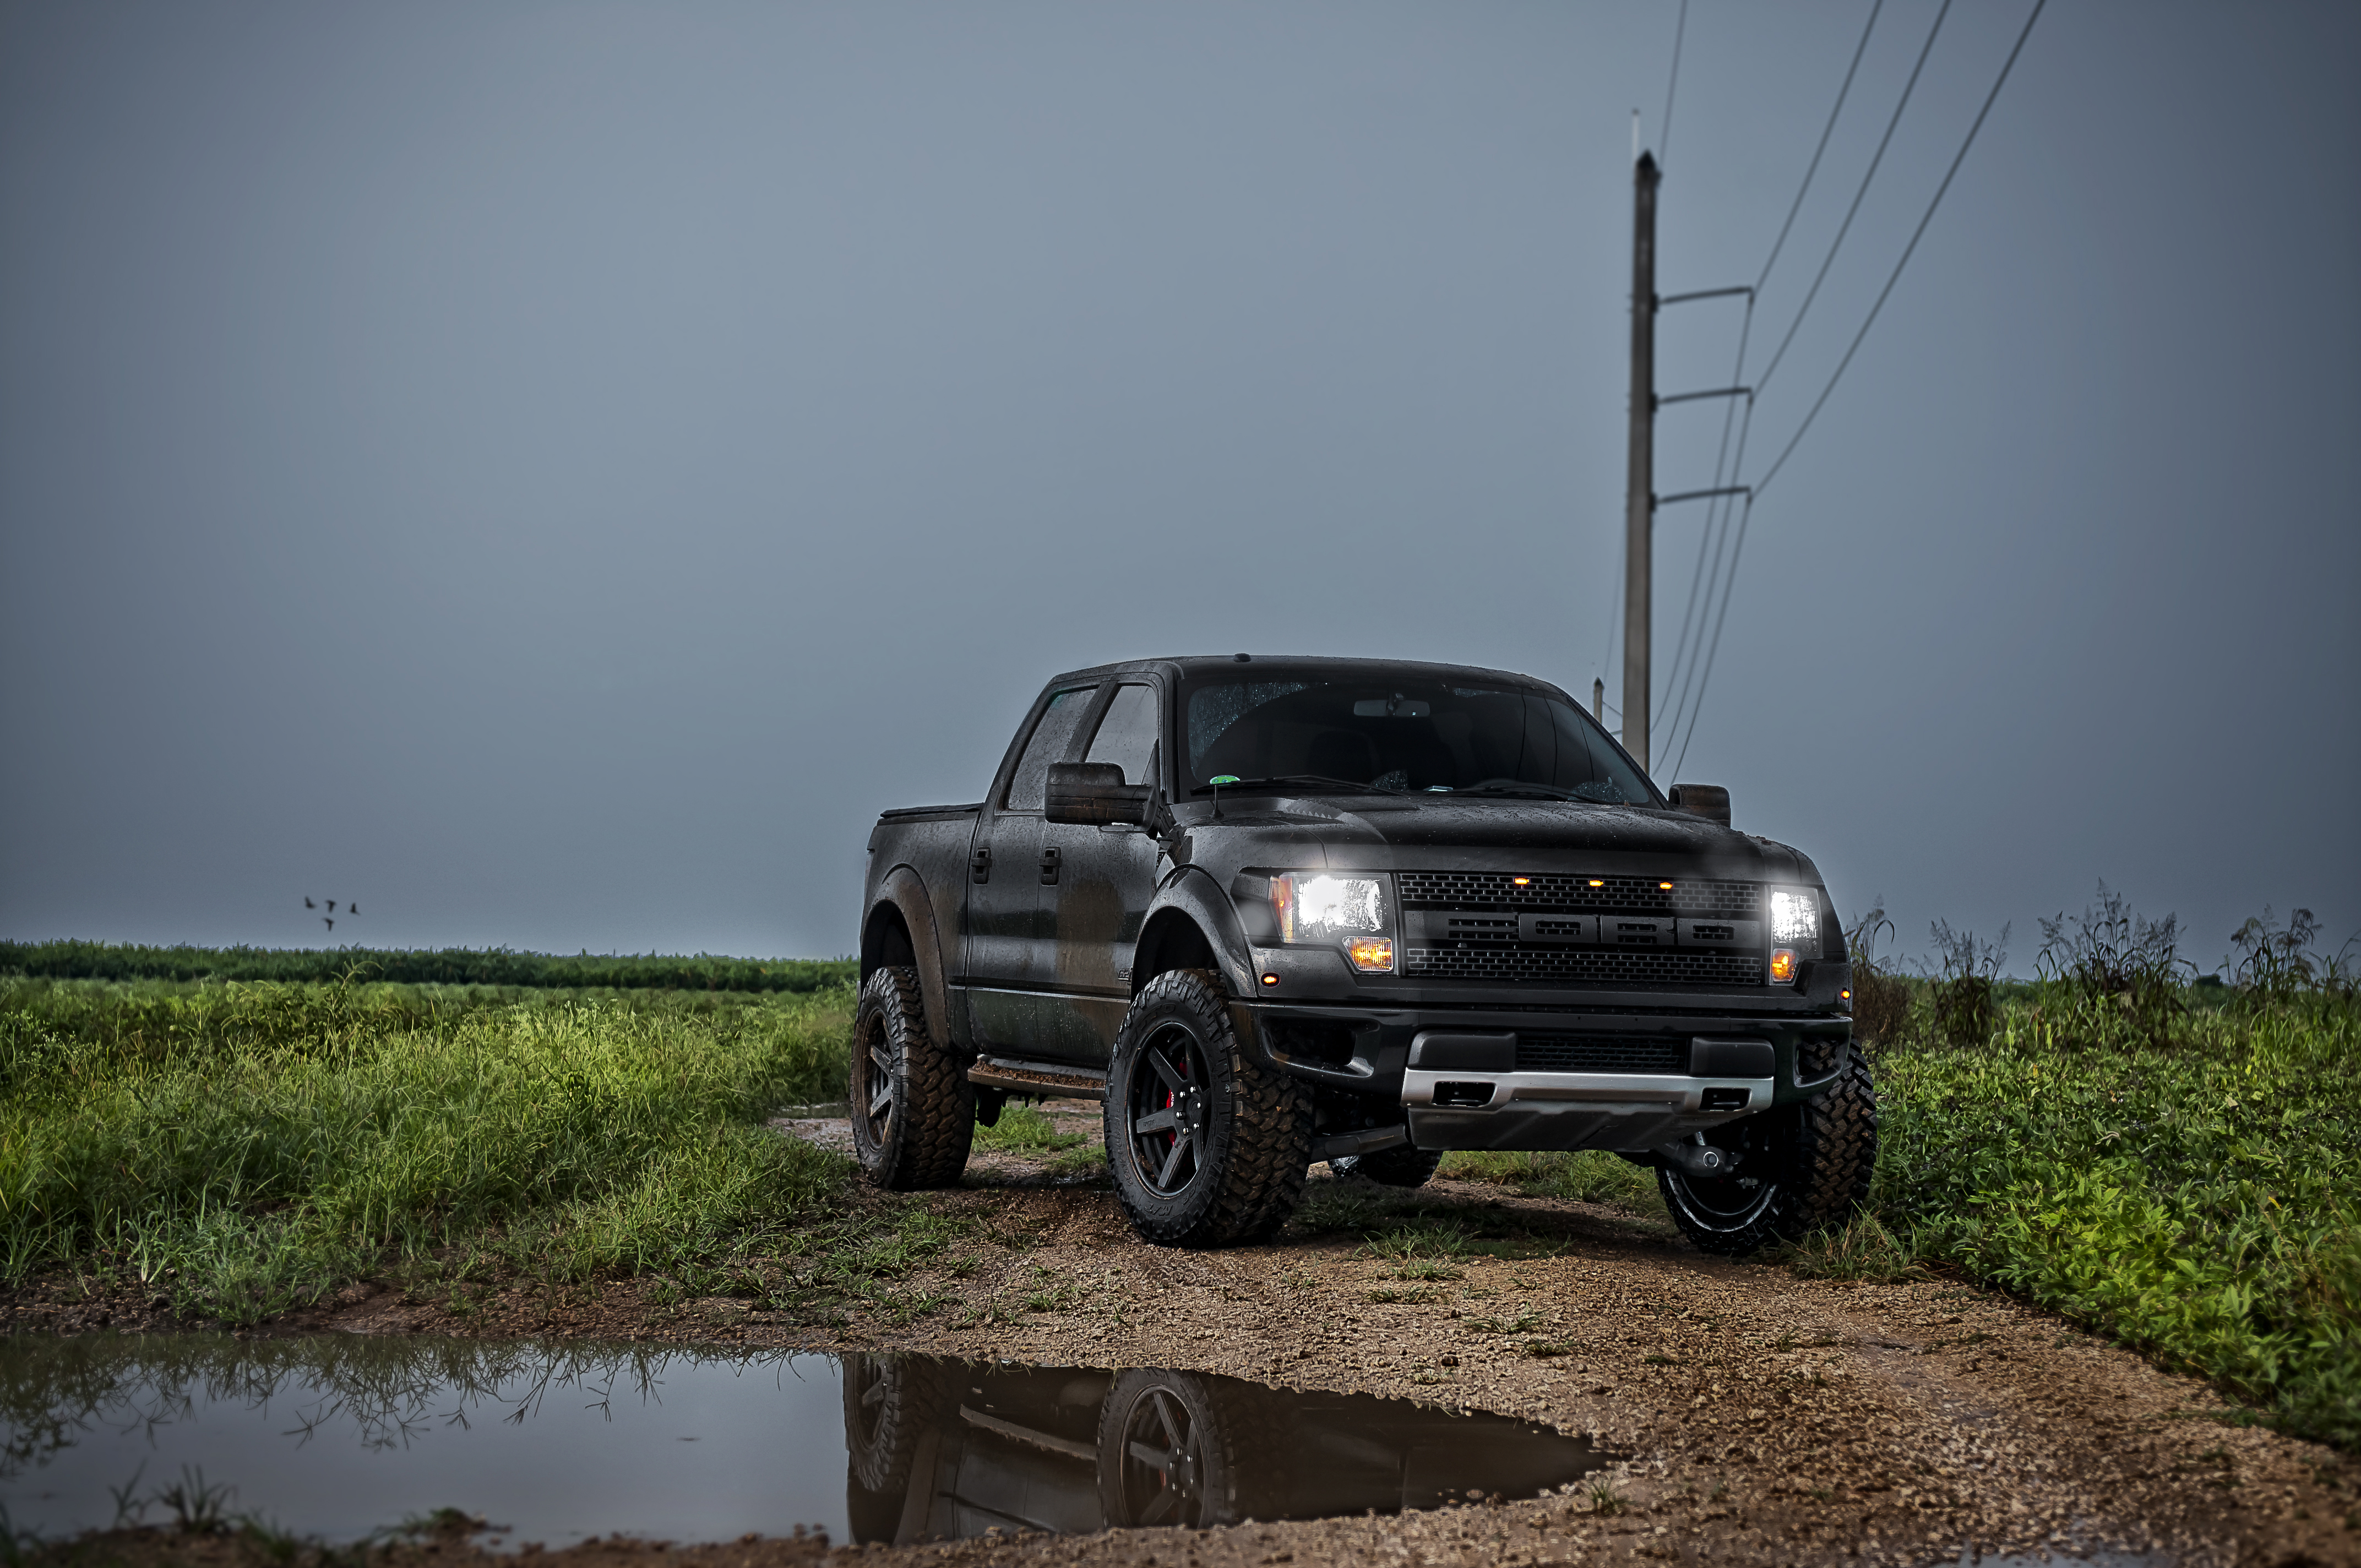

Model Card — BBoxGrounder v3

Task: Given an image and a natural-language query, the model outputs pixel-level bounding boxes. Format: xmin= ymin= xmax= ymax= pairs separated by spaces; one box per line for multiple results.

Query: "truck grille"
xmin=1398 ymin=872 xmax=1760 ymax=916
xmin=1403 ymin=948 xmax=1765 ymax=987
xmin=1515 ymin=1032 xmax=1688 ymax=1073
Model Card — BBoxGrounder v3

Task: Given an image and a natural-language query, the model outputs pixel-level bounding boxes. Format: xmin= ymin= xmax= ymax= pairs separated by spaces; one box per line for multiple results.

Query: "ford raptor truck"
xmin=855 ymin=655 xmax=1872 ymax=1253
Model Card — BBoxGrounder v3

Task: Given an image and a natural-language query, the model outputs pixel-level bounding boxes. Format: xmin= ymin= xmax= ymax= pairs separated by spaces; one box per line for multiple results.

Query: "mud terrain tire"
xmin=1105 ymin=969 xmax=1311 ymax=1247
xmin=1657 ymin=1047 xmax=1877 ymax=1256
xmin=1330 ymin=1144 xmax=1445 ymax=1188
xmin=850 ymin=966 xmax=973 ymax=1190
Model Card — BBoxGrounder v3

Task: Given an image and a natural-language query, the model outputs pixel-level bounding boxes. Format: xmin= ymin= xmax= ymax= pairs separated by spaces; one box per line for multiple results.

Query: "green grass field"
xmin=1854 ymin=981 xmax=2359 ymax=1450
xmin=0 ymin=975 xmax=858 ymax=1323
xmin=2 ymin=944 xmax=2352 ymax=1449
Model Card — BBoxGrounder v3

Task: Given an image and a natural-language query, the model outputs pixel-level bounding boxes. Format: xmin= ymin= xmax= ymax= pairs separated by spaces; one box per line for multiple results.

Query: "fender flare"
xmin=864 ymin=865 xmax=955 ymax=1051
xmin=1136 ymin=864 xmax=1258 ymax=1004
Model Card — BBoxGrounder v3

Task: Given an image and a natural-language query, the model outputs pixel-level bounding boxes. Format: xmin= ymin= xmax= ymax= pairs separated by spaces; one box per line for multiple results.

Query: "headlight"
xmin=1769 ymin=888 xmax=1821 ymax=948
xmin=1271 ymin=873 xmax=1395 ymax=973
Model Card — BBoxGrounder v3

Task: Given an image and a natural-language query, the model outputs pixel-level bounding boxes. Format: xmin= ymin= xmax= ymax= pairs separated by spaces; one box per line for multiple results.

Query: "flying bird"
xmin=323 ymin=917 xmax=334 ymax=932
xmin=305 ymin=897 xmax=315 ymax=909
xmin=327 ymin=900 xmax=337 ymax=913
xmin=347 ymin=902 xmax=358 ymax=915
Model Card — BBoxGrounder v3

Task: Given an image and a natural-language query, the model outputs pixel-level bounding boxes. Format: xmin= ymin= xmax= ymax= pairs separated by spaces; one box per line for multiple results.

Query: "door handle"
xmin=970 ymin=847 xmax=992 ymax=883
xmin=1038 ymin=846 xmax=1062 ymax=885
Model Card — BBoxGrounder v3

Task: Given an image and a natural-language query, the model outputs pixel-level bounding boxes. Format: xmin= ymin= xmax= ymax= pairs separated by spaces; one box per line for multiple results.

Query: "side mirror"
xmin=1668 ymin=783 xmax=1731 ymax=827
xmin=1046 ymin=761 xmax=1151 ymax=826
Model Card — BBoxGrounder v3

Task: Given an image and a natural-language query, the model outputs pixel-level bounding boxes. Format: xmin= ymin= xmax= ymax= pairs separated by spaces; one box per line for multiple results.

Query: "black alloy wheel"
xmin=1657 ymin=1049 xmax=1879 ymax=1256
xmin=848 ymin=966 xmax=973 ymax=1190
xmin=1103 ymin=969 xmax=1312 ymax=1247
xmin=854 ymin=1020 xmax=894 ymax=1150
xmin=1127 ymin=1021 xmax=1214 ymax=1197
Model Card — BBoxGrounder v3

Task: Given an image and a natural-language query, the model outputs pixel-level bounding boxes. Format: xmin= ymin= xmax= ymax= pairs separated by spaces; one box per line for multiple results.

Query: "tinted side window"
xmin=1082 ymin=684 xmax=1160 ymax=786
xmin=1002 ymin=687 xmax=1097 ymax=810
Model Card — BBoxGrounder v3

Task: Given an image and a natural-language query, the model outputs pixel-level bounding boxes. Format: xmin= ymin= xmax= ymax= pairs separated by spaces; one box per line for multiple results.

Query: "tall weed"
xmin=1924 ymin=920 xmax=2008 ymax=1050
xmin=1842 ymin=901 xmax=1912 ymax=1052
xmin=2035 ymin=882 xmax=2188 ymax=1044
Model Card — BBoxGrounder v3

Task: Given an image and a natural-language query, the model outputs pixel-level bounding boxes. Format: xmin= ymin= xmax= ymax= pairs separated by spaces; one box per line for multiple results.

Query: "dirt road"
xmin=763 ymin=1105 xmax=2353 ymax=1568
xmin=14 ymin=1104 xmax=2348 ymax=1568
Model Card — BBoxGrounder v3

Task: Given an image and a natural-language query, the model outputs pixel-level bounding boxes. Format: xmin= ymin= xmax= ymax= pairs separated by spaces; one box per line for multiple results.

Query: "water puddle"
xmin=1 ymin=1335 xmax=1611 ymax=1548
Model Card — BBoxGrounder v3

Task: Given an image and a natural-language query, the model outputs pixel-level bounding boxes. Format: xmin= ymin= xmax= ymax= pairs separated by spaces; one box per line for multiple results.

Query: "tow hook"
xmin=1656 ymin=1136 xmax=1739 ymax=1179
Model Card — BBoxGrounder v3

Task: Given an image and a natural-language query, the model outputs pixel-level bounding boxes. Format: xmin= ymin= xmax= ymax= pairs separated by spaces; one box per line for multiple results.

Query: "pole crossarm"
xmin=1657 ymin=285 xmax=1754 ymax=307
xmin=1653 ymin=485 xmax=1751 ymax=509
xmin=1655 ymin=386 xmax=1751 ymax=409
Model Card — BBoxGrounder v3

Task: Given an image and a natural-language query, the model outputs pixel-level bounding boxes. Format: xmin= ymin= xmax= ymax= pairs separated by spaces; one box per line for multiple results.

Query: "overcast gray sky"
xmin=3 ymin=0 xmax=2355 ymax=973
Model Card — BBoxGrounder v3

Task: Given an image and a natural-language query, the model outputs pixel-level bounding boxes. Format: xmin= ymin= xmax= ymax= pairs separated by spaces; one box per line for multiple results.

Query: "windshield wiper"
xmin=1446 ymin=782 xmax=1583 ymax=801
xmin=1189 ymin=774 xmax=1388 ymax=797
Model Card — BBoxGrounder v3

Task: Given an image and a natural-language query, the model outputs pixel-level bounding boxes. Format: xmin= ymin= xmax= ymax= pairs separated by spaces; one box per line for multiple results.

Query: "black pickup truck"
xmin=857 ymin=655 xmax=1872 ymax=1253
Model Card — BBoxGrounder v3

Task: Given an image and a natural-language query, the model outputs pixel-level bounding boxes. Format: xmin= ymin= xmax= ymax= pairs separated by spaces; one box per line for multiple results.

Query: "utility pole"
xmin=1622 ymin=151 xmax=1660 ymax=773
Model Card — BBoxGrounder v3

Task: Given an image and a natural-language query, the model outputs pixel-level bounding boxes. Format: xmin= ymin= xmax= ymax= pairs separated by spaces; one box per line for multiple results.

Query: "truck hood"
xmin=1193 ymin=797 xmax=1815 ymax=885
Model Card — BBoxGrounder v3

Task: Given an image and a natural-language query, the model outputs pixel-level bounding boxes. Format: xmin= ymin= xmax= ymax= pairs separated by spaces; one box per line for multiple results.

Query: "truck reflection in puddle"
xmin=0 ymin=1336 xmax=1609 ymax=1548
xmin=844 ymin=1354 xmax=1612 ymax=1544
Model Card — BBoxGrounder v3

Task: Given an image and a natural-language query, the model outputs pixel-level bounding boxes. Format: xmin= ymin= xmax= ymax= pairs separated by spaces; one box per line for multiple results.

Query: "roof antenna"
xmin=1631 ymin=108 xmax=1641 ymax=164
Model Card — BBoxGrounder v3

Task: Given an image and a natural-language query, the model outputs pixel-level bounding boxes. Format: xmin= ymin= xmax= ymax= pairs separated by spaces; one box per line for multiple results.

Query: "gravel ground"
xmin=8 ymin=1101 xmax=2353 ymax=1568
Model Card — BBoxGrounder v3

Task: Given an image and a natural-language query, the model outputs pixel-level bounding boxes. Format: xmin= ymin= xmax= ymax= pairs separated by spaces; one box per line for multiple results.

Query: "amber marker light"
xmin=1588 ymin=879 xmax=1604 ymax=888
xmin=1770 ymin=948 xmax=1798 ymax=983
xmin=1512 ymin=876 xmax=1531 ymax=886
xmin=1261 ymin=972 xmax=1280 ymax=987
xmin=1660 ymin=881 xmax=1674 ymax=890
xmin=1346 ymin=938 xmax=1395 ymax=973
xmin=1841 ymin=988 xmax=1853 ymax=1003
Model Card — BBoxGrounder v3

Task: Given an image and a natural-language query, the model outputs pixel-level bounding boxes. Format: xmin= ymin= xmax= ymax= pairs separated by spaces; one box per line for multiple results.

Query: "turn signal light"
xmin=1770 ymin=948 xmax=1799 ymax=984
xmin=1260 ymin=972 xmax=1280 ymax=987
xmin=1346 ymin=938 xmax=1395 ymax=973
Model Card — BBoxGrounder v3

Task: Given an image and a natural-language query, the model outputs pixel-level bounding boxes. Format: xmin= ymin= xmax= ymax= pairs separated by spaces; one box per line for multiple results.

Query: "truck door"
xmin=965 ymin=683 xmax=1098 ymax=1052
xmin=1034 ymin=680 xmax=1166 ymax=1060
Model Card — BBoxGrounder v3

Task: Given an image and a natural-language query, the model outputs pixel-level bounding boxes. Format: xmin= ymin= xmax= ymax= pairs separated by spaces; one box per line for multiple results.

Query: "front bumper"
xmin=1243 ymin=1000 xmax=1851 ymax=1153
xmin=1401 ymin=1064 xmax=1771 ymax=1153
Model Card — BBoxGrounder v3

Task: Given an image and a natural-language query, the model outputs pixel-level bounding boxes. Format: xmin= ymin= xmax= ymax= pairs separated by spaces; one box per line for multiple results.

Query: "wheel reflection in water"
xmin=1102 ymin=1371 xmax=1222 ymax=1528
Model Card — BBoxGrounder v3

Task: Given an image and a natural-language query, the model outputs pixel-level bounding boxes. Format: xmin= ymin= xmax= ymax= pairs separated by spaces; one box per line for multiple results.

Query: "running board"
xmin=967 ymin=1055 xmax=1108 ymax=1101
xmin=1313 ymin=1125 xmax=1410 ymax=1164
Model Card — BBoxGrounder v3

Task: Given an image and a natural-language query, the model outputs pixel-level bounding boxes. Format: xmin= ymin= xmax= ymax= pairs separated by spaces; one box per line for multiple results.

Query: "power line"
xmin=1670 ymin=0 xmax=2050 ymax=776
xmin=1659 ymin=0 xmax=1691 ymax=165
xmin=1753 ymin=0 xmax=1954 ymax=398
xmin=1656 ymin=1 xmax=1878 ymax=756
xmin=1754 ymin=0 xmax=1886 ymax=293
xmin=1753 ymin=0 xmax=2049 ymax=501
xmin=1670 ymin=383 xmax=1763 ymax=779
xmin=1666 ymin=493 xmax=1755 ymax=781
xmin=1667 ymin=385 xmax=1764 ymax=777
xmin=1655 ymin=296 xmax=1753 ymax=745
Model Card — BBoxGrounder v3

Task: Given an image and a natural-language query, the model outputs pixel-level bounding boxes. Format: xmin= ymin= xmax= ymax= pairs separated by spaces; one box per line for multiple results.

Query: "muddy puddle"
xmin=1 ymin=1335 xmax=1611 ymax=1549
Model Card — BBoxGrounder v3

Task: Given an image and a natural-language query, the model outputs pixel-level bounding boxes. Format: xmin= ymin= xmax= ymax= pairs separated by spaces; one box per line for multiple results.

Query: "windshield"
xmin=1179 ymin=669 xmax=1656 ymax=805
